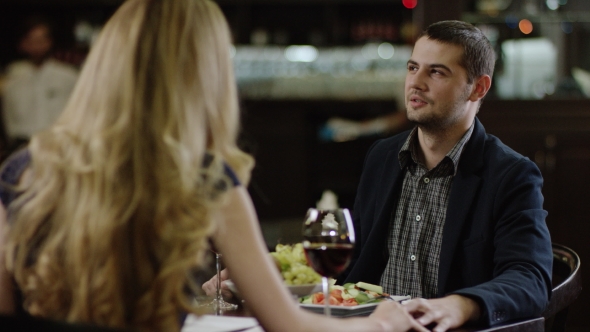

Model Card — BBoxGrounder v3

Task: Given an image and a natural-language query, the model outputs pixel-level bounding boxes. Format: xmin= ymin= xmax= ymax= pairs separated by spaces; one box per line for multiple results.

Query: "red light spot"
xmin=403 ymin=0 xmax=418 ymax=9
xmin=519 ymin=19 xmax=533 ymax=34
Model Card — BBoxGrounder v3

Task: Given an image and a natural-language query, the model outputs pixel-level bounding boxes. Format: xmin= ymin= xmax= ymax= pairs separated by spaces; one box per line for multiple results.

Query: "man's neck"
xmin=415 ymin=120 xmax=473 ymax=170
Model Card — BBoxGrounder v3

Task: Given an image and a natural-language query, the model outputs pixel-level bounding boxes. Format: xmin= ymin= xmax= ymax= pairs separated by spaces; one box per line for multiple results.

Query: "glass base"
xmin=202 ymin=298 xmax=238 ymax=314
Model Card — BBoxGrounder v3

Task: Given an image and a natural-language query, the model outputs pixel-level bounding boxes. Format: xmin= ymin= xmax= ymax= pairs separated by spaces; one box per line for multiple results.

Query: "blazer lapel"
xmin=357 ymin=136 xmax=407 ymax=284
xmin=373 ymin=147 xmax=405 ymax=230
xmin=437 ymin=118 xmax=486 ymax=296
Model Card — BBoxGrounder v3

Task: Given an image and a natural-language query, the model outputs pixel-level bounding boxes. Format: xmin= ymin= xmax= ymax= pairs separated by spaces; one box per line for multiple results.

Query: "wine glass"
xmin=206 ymin=250 xmax=238 ymax=314
xmin=302 ymin=208 xmax=355 ymax=316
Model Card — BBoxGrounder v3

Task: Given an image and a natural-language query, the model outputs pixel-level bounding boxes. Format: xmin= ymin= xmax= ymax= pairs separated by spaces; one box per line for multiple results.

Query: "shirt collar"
xmin=399 ymin=121 xmax=475 ymax=176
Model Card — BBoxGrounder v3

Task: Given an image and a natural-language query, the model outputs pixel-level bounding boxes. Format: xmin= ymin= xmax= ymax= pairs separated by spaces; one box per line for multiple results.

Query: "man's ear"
xmin=469 ymin=75 xmax=492 ymax=102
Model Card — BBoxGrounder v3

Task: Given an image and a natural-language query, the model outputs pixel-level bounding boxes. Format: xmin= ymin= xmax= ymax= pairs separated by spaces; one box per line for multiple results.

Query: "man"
xmin=2 ymin=16 xmax=78 ymax=151
xmin=339 ymin=20 xmax=552 ymax=331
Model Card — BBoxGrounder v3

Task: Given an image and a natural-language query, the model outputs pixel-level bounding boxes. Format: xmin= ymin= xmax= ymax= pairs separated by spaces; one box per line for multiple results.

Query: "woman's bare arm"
xmin=212 ymin=187 xmax=427 ymax=332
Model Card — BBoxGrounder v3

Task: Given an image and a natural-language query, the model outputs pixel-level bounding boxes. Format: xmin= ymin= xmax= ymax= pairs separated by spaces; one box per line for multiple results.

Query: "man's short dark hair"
xmin=420 ymin=20 xmax=495 ymax=84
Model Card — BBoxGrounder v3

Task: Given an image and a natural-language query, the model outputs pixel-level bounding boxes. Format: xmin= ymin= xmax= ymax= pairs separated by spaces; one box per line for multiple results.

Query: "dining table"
xmin=449 ymin=317 xmax=544 ymax=332
xmin=186 ymin=300 xmax=545 ymax=332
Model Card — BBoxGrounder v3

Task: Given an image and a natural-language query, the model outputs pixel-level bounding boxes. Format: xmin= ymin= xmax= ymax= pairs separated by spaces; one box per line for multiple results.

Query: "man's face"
xmin=404 ymin=36 xmax=475 ymax=131
xmin=19 ymin=25 xmax=53 ymax=62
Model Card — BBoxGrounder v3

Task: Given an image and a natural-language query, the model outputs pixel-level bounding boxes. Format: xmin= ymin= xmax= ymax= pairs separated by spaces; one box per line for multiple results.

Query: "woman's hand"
xmin=201 ymin=268 xmax=233 ymax=299
xmin=370 ymin=301 xmax=429 ymax=332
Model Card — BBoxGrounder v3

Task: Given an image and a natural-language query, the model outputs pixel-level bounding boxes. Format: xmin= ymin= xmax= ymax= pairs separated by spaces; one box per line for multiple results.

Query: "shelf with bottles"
xmin=462 ymin=10 xmax=590 ymax=25
xmin=462 ymin=0 xmax=590 ymax=100
xmin=219 ymin=1 xmax=418 ymax=47
xmin=218 ymin=1 xmax=420 ymax=100
xmin=233 ymin=43 xmax=411 ymax=101
xmin=463 ymin=0 xmax=590 ymax=32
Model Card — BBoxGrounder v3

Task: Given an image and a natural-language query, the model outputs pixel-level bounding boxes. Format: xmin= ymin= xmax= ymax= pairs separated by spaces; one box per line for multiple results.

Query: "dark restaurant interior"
xmin=0 ymin=0 xmax=588 ymax=330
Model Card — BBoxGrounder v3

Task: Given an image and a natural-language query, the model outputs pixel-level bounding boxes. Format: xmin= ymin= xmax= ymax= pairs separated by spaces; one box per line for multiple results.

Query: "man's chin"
xmin=406 ymin=111 xmax=425 ymax=125
xmin=407 ymin=115 xmax=440 ymax=130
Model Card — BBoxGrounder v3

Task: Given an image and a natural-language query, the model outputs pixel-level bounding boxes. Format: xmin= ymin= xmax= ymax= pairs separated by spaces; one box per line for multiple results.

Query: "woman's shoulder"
xmin=203 ymin=152 xmax=241 ymax=187
xmin=1 ymin=149 xmax=30 ymax=180
xmin=223 ymin=163 xmax=240 ymax=187
xmin=0 ymin=148 xmax=31 ymax=207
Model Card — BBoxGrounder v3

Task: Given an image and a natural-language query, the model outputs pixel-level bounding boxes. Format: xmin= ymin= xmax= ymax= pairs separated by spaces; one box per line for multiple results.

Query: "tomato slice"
xmin=328 ymin=296 xmax=340 ymax=305
xmin=342 ymin=298 xmax=358 ymax=306
xmin=330 ymin=289 xmax=343 ymax=302
xmin=312 ymin=292 xmax=324 ymax=304
xmin=309 ymin=289 xmax=361 ymax=306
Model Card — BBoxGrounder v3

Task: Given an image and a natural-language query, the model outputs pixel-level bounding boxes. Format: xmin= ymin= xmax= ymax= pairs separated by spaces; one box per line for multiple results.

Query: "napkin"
xmin=181 ymin=314 xmax=262 ymax=332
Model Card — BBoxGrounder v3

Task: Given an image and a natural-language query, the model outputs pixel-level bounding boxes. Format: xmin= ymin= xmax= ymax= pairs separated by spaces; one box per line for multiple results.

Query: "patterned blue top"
xmin=0 ymin=149 xmax=240 ymax=208
xmin=0 ymin=149 xmax=30 ymax=208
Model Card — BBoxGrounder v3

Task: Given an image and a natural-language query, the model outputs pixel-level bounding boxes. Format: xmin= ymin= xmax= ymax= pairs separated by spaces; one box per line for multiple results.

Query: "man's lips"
xmin=408 ymin=94 xmax=429 ymax=108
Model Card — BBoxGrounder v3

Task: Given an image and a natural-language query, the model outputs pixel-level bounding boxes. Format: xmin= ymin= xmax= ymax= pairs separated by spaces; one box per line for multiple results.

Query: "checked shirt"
xmin=380 ymin=122 xmax=474 ymax=298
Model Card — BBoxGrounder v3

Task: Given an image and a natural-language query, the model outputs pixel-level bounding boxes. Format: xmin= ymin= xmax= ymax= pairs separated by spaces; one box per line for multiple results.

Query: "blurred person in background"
xmin=320 ymin=111 xmax=409 ymax=142
xmin=0 ymin=1 xmax=426 ymax=331
xmin=1 ymin=15 xmax=78 ymax=154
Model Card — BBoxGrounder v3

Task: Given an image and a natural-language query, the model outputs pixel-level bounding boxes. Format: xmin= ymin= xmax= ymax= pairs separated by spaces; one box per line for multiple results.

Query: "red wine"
xmin=303 ymin=243 xmax=354 ymax=278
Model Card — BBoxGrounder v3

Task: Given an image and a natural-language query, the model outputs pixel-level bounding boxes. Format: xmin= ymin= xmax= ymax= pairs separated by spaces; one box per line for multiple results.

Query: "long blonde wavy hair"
xmin=4 ymin=0 xmax=252 ymax=330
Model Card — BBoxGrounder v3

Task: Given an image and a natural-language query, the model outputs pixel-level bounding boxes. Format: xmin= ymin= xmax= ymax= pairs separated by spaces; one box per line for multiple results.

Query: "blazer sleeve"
xmin=451 ymin=158 xmax=553 ymax=326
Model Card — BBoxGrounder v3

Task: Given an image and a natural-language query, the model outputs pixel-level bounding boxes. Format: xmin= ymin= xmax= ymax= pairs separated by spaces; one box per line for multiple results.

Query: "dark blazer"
xmin=340 ymin=117 xmax=553 ymax=326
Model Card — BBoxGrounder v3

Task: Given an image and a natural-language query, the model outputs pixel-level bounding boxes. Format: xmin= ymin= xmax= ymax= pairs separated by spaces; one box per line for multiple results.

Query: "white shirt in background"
xmin=2 ymin=58 xmax=78 ymax=140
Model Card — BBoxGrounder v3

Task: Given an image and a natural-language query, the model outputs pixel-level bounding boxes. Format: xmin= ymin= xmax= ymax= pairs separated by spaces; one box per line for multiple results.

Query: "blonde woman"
xmin=0 ymin=0 xmax=426 ymax=331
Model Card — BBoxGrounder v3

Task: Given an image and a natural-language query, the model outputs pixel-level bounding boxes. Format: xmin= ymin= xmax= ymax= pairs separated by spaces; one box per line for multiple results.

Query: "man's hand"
xmin=402 ymin=295 xmax=481 ymax=332
xmin=370 ymin=300 xmax=429 ymax=332
xmin=202 ymin=268 xmax=233 ymax=299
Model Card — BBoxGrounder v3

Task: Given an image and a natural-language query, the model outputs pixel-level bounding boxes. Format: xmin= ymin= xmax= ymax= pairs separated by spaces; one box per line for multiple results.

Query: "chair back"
xmin=543 ymin=243 xmax=582 ymax=332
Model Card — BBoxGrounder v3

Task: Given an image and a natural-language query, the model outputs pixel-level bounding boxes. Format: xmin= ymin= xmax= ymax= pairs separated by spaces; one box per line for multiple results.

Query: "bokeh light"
xmin=505 ymin=15 xmax=519 ymax=29
xmin=361 ymin=43 xmax=380 ymax=60
xmin=377 ymin=43 xmax=395 ymax=59
xmin=546 ymin=0 xmax=559 ymax=10
xmin=519 ymin=19 xmax=533 ymax=34
xmin=284 ymin=45 xmax=318 ymax=62
xmin=561 ymin=21 xmax=573 ymax=34
xmin=402 ymin=0 xmax=418 ymax=9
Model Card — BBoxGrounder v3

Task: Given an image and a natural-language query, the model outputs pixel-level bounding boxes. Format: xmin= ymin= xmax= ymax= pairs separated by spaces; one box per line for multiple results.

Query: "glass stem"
xmin=216 ymin=253 xmax=222 ymax=301
xmin=215 ymin=253 xmax=222 ymax=315
xmin=322 ymin=276 xmax=331 ymax=317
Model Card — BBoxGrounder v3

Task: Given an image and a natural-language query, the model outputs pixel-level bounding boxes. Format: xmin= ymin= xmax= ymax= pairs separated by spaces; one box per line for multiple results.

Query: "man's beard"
xmin=406 ymin=86 xmax=472 ymax=133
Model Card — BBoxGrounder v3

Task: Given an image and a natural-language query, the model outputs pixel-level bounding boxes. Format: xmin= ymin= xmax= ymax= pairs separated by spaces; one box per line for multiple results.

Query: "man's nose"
xmin=406 ymin=70 xmax=427 ymax=91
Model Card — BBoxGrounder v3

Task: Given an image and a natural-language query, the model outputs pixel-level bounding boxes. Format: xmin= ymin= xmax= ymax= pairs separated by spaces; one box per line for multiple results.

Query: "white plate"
xmin=181 ymin=314 xmax=259 ymax=332
xmin=300 ymin=295 xmax=411 ymax=317
xmin=300 ymin=302 xmax=380 ymax=317
xmin=225 ymin=280 xmax=322 ymax=298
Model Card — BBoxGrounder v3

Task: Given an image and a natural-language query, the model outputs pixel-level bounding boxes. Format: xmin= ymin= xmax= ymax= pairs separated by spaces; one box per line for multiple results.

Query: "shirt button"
xmin=410 ymin=255 xmax=416 ymax=261
xmin=423 ymin=177 xmax=430 ymax=184
xmin=415 ymin=215 xmax=421 ymax=221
